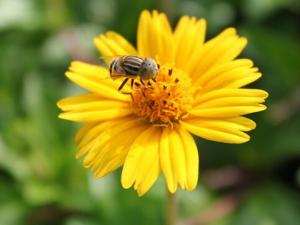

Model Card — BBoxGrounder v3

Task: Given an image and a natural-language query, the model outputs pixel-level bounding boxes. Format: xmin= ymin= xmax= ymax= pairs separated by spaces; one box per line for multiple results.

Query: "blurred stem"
xmin=166 ymin=191 xmax=176 ymax=225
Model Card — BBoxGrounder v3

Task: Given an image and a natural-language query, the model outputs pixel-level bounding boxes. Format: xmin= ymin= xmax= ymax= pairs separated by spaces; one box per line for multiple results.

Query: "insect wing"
xmin=99 ymin=55 xmax=124 ymax=65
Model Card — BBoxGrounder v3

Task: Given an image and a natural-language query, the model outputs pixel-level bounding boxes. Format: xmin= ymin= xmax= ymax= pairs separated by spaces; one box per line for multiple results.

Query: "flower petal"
xmin=174 ymin=16 xmax=206 ymax=70
xmin=75 ymin=116 xmax=140 ymax=159
xmin=94 ymin=31 xmax=137 ymax=59
xmin=160 ymin=126 xmax=198 ymax=193
xmin=191 ymin=88 xmax=268 ymax=118
xmin=75 ymin=120 xmax=118 ymax=159
xmin=76 ymin=118 xmax=148 ymax=180
xmin=190 ymin=105 xmax=266 ymax=118
xmin=92 ymin=123 xmax=149 ymax=179
xmin=137 ymin=10 xmax=174 ymax=64
xmin=159 ymin=127 xmax=176 ymax=193
xmin=194 ymin=88 xmax=268 ymax=104
xmin=176 ymin=126 xmax=199 ymax=191
xmin=181 ymin=117 xmax=256 ymax=143
xmin=58 ymin=96 xmax=132 ymax=122
xmin=168 ymin=128 xmax=187 ymax=189
xmin=66 ymin=61 xmax=129 ymax=101
xmin=187 ymin=28 xmax=247 ymax=80
xmin=69 ymin=61 xmax=110 ymax=80
xmin=193 ymin=59 xmax=262 ymax=90
xmin=121 ymin=126 xmax=161 ymax=196
xmin=57 ymin=93 xmax=127 ymax=111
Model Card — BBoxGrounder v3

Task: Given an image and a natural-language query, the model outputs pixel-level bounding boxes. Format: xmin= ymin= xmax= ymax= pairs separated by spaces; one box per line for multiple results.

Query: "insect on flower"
xmin=108 ymin=55 xmax=160 ymax=91
xmin=57 ymin=10 xmax=269 ymax=196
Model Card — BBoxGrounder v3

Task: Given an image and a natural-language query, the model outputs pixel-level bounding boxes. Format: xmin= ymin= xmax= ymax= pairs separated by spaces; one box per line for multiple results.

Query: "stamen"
xmin=131 ymin=66 xmax=194 ymax=127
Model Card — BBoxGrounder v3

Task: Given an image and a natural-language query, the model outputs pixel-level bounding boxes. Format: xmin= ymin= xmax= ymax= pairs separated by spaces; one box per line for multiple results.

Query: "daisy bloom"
xmin=57 ymin=10 xmax=268 ymax=196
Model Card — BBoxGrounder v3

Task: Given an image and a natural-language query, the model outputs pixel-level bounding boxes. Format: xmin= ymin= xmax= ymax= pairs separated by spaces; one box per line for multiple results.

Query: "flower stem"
xmin=166 ymin=191 xmax=176 ymax=225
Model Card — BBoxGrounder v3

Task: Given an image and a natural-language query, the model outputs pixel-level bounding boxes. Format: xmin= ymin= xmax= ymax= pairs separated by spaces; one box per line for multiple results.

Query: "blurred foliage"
xmin=0 ymin=0 xmax=300 ymax=225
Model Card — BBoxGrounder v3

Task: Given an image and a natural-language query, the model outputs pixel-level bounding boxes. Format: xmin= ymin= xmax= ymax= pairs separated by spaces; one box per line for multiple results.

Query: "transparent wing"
xmin=99 ymin=55 xmax=126 ymax=65
xmin=99 ymin=55 xmax=126 ymax=80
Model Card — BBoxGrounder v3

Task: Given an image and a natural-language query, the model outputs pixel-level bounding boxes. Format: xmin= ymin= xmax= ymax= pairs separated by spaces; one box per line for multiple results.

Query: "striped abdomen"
xmin=109 ymin=56 xmax=143 ymax=79
xmin=121 ymin=56 xmax=144 ymax=75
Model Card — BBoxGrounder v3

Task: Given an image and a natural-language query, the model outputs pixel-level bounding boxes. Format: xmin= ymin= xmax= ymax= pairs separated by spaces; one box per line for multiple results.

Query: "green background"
xmin=0 ymin=0 xmax=300 ymax=224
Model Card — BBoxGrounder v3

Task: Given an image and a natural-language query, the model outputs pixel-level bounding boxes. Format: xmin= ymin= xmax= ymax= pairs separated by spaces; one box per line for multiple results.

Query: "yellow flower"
xmin=57 ymin=10 xmax=268 ymax=196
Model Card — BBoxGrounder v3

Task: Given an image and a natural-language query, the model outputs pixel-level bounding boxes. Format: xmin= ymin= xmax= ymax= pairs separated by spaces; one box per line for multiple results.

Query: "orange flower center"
xmin=131 ymin=66 xmax=194 ymax=126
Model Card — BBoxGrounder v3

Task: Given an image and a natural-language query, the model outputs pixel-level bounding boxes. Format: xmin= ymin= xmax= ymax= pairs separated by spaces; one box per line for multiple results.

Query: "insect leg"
xmin=118 ymin=78 xmax=129 ymax=91
xmin=140 ymin=78 xmax=145 ymax=85
xmin=130 ymin=79 xmax=134 ymax=89
xmin=121 ymin=91 xmax=134 ymax=101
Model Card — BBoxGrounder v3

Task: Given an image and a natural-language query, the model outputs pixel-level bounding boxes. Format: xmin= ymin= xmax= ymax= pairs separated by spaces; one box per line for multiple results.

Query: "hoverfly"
xmin=108 ymin=55 xmax=159 ymax=91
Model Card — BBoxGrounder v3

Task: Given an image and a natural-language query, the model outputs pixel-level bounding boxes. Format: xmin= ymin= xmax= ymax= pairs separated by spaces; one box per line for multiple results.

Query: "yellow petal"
xmin=183 ymin=117 xmax=256 ymax=132
xmin=75 ymin=121 xmax=115 ymax=158
xmin=82 ymin=118 xmax=146 ymax=168
xmin=93 ymin=123 xmax=149 ymax=179
xmin=94 ymin=31 xmax=137 ymax=59
xmin=159 ymin=128 xmax=177 ymax=193
xmin=160 ymin=126 xmax=197 ymax=192
xmin=69 ymin=61 xmax=110 ymax=80
xmin=136 ymin=162 xmax=160 ymax=196
xmin=193 ymin=59 xmax=262 ymax=90
xmin=201 ymin=68 xmax=261 ymax=92
xmin=186 ymin=28 xmax=236 ymax=76
xmin=58 ymin=107 xmax=132 ymax=122
xmin=176 ymin=126 xmax=199 ymax=191
xmin=194 ymin=59 xmax=253 ymax=86
xmin=104 ymin=31 xmax=137 ymax=55
xmin=196 ymin=97 xmax=266 ymax=108
xmin=121 ymin=126 xmax=161 ymax=196
xmin=137 ymin=10 xmax=174 ymax=64
xmin=75 ymin=117 xmax=135 ymax=158
xmin=135 ymin=130 xmax=161 ymax=196
xmin=190 ymin=105 xmax=266 ymax=118
xmin=168 ymin=127 xmax=187 ymax=189
xmin=137 ymin=10 xmax=151 ymax=57
xmin=66 ymin=61 xmax=129 ymax=101
xmin=57 ymin=93 xmax=128 ymax=112
xmin=186 ymin=28 xmax=247 ymax=80
xmin=190 ymin=88 xmax=268 ymax=118
xmin=65 ymin=71 xmax=128 ymax=101
xmin=194 ymin=88 xmax=268 ymax=106
xmin=74 ymin=122 xmax=97 ymax=146
xmin=174 ymin=16 xmax=206 ymax=70
xmin=181 ymin=118 xmax=251 ymax=144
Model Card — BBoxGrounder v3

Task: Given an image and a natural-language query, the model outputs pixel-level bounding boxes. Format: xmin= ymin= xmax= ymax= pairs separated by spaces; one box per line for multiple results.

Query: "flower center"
xmin=131 ymin=66 xmax=194 ymax=126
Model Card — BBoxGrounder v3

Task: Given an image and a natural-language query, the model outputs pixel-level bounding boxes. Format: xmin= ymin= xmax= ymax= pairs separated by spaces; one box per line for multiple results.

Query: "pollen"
xmin=132 ymin=66 xmax=195 ymax=126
